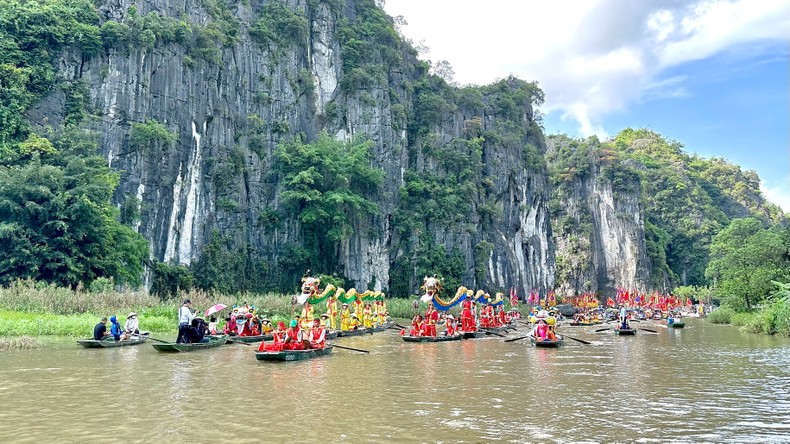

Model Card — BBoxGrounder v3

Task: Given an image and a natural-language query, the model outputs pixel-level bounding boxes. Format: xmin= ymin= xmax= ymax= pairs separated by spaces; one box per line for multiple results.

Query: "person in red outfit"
xmin=461 ymin=298 xmax=475 ymax=332
xmin=424 ymin=305 xmax=439 ymax=337
xmin=410 ymin=315 xmax=425 ymax=337
xmin=444 ymin=315 xmax=457 ymax=336
xmin=308 ymin=318 xmax=326 ymax=349
xmin=283 ymin=319 xmax=305 ymax=350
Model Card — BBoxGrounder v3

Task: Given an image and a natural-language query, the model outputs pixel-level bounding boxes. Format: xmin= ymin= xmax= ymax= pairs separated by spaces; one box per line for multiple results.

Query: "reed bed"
xmin=0 ymin=335 xmax=41 ymax=350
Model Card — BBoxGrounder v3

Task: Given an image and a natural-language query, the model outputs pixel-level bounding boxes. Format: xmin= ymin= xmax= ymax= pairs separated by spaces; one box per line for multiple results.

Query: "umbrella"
xmin=205 ymin=304 xmax=228 ymax=317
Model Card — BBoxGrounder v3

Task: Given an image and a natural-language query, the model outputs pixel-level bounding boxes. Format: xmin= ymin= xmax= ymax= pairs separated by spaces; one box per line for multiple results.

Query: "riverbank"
xmin=0 ymin=280 xmax=498 ymax=337
xmin=707 ymin=298 xmax=790 ymax=337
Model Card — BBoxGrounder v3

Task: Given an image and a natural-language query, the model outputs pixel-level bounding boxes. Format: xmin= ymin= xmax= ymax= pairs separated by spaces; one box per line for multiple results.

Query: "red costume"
xmin=445 ymin=317 xmax=457 ymax=336
xmin=259 ymin=321 xmax=287 ymax=351
xmin=461 ymin=299 xmax=475 ymax=332
xmin=424 ymin=307 xmax=439 ymax=337
xmin=480 ymin=305 xmax=494 ymax=328
xmin=308 ymin=323 xmax=326 ymax=349
xmin=410 ymin=316 xmax=424 ymax=337
xmin=283 ymin=326 xmax=305 ymax=350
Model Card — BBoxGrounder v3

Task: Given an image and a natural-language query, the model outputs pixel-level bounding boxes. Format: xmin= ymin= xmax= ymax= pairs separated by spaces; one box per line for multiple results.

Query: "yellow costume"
xmin=340 ymin=306 xmax=351 ymax=331
xmin=300 ymin=303 xmax=314 ymax=329
xmin=363 ymin=305 xmax=373 ymax=329
xmin=326 ymin=297 xmax=338 ymax=330
xmin=348 ymin=315 xmax=361 ymax=330
xmin=353 ymin=298 xmax=364 ymax=320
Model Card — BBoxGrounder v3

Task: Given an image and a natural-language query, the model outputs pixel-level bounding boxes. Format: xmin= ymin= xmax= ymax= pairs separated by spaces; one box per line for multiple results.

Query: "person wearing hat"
xmin=300 ymin=302 xmax=314 ymax=330
xmin=308 ymin=318 xmax=326 ymax=349
xmin=121 ymin=312 xmax=139 ymax=340
xmin=444 ymin=314 xmax=457 ymax=336
xmin=362 ymin=302 xmax=373 ymax=329
xmin=320 ymin=312 xmax=331 ymax=329
xmin=260 ymin=318 xmax=273 ymax=335
xmin=348 ymin=313 xmax=362 ymax=330
xmin=424 ymin=304 xmax=438 ymax=337
xmin=409 ymin=314 xmax=424 ymax=337
xmin=460 ymin=296 xmax=475 ymax=333
xmin=283 ymin=319 xmax=305 ymax=350
xmin=340 ymin=303 xmax=351 ymax=331
xmin=176 ymin=300 xmax=196 ymax=343
xmin=532 ymin=318 xmax=556 ymax=342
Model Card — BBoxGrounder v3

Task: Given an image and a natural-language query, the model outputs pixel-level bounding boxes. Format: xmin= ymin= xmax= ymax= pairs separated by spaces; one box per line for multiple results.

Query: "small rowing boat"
xmin=530 ymin=337 xmax=564 ymax=348
xmin=151 ymin=335 xmax=228 ymax=352
xmin=77 ymin=336 xmax=146 ymax=348
xmin=255 ymin=345 xmax=333 ymax=362
xmin=614 ymin=328 xmax=637 ymax=336
xmin=401 ymin=334 xmax=462 ymax=343
xmin=668 ymin=321 xmax=685 ymax=328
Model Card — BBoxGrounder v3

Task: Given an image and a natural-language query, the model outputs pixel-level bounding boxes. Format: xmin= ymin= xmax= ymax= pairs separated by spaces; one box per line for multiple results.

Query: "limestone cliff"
xmin=29 ymin=0 xmax=554 ymax=294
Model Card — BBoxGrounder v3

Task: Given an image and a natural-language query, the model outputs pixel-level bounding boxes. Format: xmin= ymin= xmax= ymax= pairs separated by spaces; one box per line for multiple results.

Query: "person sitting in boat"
xmin=93 ymin=317 xmax=111 ymax=341
xmin=250 ymin=315 xmax=261 ymax=336
xmin=496 ymin=306 xmax=507 ymax=326
xmin=238 ymin=313 xmax=255 ymax=337
xmin=223 ymin=315 xmax=238 ymax=336
xmin=510 ymin=308 xmax=521 ymax=320
xmin=260 ymin=318 xmax=273 ymax=335
xmin=480 ymin=304 xmax=495 ymax=328
xmin=207 ymin=316 xmax=219 ymax=335
xmin=320 ymin=313 xmax=331 ymax=329
xmin=188 ymin=318 xmax=209 ymax=343
xmin=259 ymin=321 xmax=288 ymax=352
xmin=444 ymin=315 xmax=457 ymax=336
xmin=120 ymin=312 xmax=139 ymax=340
xmin=533 ymin=318 xmax=557 ymax=342
xmin=340 ymin=303 xmax=351 ymax=331
xmin=348 ymin=313 xmax=362 ymax=330
xmin=109 ymin=315 xmax=123 ymax=341
xmin=308 ymin=318 xmax=326 ymax=349
xmin=283 ymin=319 xmax=305 ymax=351
xmin=409 ymin=315 xmax=425 ymax=337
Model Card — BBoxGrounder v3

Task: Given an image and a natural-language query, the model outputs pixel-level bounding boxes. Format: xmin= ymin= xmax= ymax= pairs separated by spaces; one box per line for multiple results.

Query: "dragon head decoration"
xmin=419 ymin=276 xmax=442 ymax=303
xmin=298 ymin=276 xmax=321 ymax=304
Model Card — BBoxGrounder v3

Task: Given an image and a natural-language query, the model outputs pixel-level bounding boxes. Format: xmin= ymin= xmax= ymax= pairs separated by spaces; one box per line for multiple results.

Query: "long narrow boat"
xmin=151 ymin=335 xmax=228 ymax=352
xmin=667 ymin=321 xmax=686 ymax=328
xmin=401 ymin=334 xmax=463 ymax=343
xmin=77 ymin=336 xmax=146 ymax=348
xmin=569 ymin=321 xmax=603 ymax=327
xmin=326 ymin=330 xmax=339 ymax=340
xmin=614 ymin=328 xmax=637 ymax=336
xmin=255 ymin=345 xmax=333 ymax=362
xmin=225 ymin=334 xmax=273 ymax=343
xmin=530 ymin=337 xmax=564 ymax=348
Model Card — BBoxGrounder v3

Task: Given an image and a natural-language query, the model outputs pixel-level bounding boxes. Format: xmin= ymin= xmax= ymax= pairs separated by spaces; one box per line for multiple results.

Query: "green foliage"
xmin=275 ymin=133 xmax=384 ymax=272
xmin=190 ymin=232 xmax=273 ymax=294
xmin=0 ymin=129 xmax=149 ymax=288
xmin=129 ymin=119 xmax=177 ymax=151
xmin=250 ymin=2 xmax=308 ymax=51
xmin=706 ymin=218 xmax=789 ymax=310
xmin=150 ymin=261 xmax=195 ymax=298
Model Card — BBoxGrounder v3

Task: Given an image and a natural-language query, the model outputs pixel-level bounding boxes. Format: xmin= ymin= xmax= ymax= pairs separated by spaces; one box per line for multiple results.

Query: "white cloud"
xmin=384 ymin=0 xmax=790 ymax=137
xmin=761 ymin=177 xmax=790 ymax=214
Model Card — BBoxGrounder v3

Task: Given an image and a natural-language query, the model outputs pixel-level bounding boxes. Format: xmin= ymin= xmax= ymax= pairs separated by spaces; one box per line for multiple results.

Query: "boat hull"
xmin=151 ymin=335 xmax=228 ymax=352
xmin=668 ymin=322 xmax=685 ymax=328
xmin=255 ymin=346 xmax=333 ymax=362
xmin=530 ymin=338 xmax=564 ymax=348
xmin=401 ymin=334 xmax=462 ymax=343
xmin=614 ymin=328 xmax=637 ymax=336
xmin=77 ymin=337 xmax=146 ymax=348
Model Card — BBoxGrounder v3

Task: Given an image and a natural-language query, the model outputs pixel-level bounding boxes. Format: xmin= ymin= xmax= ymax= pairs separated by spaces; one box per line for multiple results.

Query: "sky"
xmin=383 ymin=0 xmax=790 ymax=212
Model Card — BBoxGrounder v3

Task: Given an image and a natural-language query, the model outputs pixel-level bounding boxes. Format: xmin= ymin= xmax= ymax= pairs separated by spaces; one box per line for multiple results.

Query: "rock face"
xmin=31 ymin=0 xmax=655 ymax=296
xmin=545 ymin=136 xmax=651 ymax=296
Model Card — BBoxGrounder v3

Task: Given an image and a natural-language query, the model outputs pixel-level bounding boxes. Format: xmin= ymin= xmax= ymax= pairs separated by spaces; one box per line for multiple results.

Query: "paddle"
xmin=484 ymin=330 xmax=507 ymax=338
xmin=503 ymin=335 xmax=531 ymax=343
xmin=563 ymin=335 xmax=592 ymax=345
xmin=595 ymin=327 xmax=611 ymax=333
xmin=640 ymin=328 xmax=659 ymax=334
xmin=133 ymin=333 xmax=170 ymax=344
xmin=332 ymin=344 xmax=370 ymax=354
xmin=227 ymin=338 xmax=252 ymax=346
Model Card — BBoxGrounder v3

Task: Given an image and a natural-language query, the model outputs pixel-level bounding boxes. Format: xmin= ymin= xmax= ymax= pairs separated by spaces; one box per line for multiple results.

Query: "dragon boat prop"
xmin=418 ymin=277 xmax=506 ymax=312
xmin=298 ymin=276 xmax=385 ymax=306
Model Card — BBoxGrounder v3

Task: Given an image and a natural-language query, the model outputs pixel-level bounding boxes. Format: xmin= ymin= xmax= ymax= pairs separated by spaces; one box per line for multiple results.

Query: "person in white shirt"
xmin=176 ymin=300 xmax=195 ymax=343
xmin=121 ymin=312 xmax=139 ymax=340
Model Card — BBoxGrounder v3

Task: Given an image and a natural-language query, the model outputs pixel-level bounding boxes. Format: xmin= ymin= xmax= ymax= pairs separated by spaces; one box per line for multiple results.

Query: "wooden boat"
xmin=668 ymin=321 xmax=686 ymax=328
xmin=226 ymin=334 xmax=272 ymax=343
xmin=614 ymin=328 xmax=637 ymax=336
xmin=77 ymin=336 xmax=146 ymax=348
xmin=151 ymin=335 xmax=228 ymax=352
xmin=401 ymin=334 xmax=462 ymax=343
xmin=569 ymin=321 xmax=603 ymax=327
xmin=326 ymin=330 xmax=339 ymax=340
xmin=255 ymin=345 xmax=333 ymax=362
xmin=530 ymin=337 xmax=564 ymax=348
xmin=461 ymin=330 xmax=485 ymax=339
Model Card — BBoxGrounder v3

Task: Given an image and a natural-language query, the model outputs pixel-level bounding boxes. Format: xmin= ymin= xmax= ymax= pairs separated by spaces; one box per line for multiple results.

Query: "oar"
xmin=484 ymin=330 xmax=507 ymax=338
xmin=332 ymin=344 xmax=370 ymax=354
xmin=503 ymin=335 xmax=531 ymax=343
xmin=640 ymin=328 xmax=659 ymax=334
xmin=393 ymin=322 xmax=408 ymax=329
xmin=563 ymin=335 xmax=592 ymax=345
xmin=595 ymin=327 xmax=611 ymax=333
xmin=134 ymin=334 xmax=170 ymax=344
xmin=227 ymin=338 xmax=252 ymax=346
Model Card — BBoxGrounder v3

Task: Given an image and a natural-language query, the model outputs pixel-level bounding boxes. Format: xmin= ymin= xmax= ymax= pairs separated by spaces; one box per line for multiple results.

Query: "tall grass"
xmin=0 ymin=335 xmax=41 ymax=350
xmin=706 ymin=300 xmax=789 ymax=337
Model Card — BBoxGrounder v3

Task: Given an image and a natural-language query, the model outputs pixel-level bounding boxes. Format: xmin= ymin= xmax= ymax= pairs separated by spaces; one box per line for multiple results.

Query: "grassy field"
xmin=0 ymin=280 xmax=531 ymax=338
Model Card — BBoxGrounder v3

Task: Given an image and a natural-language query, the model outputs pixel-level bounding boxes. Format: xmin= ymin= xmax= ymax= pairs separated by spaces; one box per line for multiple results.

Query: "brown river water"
xmin=1 ymin=318 xmax=789 ymax=443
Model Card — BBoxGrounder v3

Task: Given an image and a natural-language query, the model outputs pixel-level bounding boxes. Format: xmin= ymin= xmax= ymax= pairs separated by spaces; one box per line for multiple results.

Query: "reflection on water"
xmin=1 ymin=319 xmax=789 ymax=443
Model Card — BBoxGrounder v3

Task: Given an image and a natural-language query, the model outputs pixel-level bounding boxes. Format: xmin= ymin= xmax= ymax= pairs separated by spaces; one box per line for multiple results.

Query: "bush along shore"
xmin=706 ymin=282 xmax=790 ymax=337
xmin=1 ymin=280 xmax=520 ymax=338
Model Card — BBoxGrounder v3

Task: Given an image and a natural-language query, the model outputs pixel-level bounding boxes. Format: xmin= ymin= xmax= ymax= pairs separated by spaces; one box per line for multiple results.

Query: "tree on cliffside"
xmin=706 ymin=218 xmax=790 ymax=310
xmin=0 ymin=130 xmax=149 ymax=288
xmin=275 ymin=134 xmax=384 ymax=275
